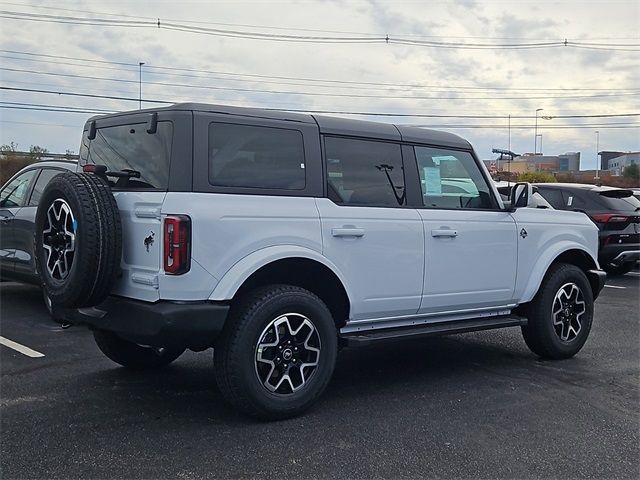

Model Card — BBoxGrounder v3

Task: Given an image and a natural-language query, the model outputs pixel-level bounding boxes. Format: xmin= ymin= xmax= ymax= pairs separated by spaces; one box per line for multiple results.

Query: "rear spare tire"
xmin=35 ymin=172 xmax=122 ymax=308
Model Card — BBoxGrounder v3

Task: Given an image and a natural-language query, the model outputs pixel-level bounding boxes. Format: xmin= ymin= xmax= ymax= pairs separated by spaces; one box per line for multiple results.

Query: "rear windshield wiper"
xmin=83 ymin=164 xmax=141 ymax=179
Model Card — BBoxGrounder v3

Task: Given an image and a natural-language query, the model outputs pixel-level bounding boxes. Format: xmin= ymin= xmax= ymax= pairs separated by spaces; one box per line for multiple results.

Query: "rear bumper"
xmin=599 ymin=242 xmax=640 ymax=265
xmin=60 ymin=296 xmax=230 ymax=350
xmin=587 ymin=269 xmax=607 ymax=300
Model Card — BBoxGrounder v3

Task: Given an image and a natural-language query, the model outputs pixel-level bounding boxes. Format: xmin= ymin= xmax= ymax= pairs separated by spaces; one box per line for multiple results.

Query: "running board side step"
xmin=339 ymin=315 xmax=527 ymax=347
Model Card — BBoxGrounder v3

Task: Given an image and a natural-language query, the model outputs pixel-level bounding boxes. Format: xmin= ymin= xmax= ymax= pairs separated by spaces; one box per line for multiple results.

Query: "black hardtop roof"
xmin=87 ymin=102 xmax=471 ymax=150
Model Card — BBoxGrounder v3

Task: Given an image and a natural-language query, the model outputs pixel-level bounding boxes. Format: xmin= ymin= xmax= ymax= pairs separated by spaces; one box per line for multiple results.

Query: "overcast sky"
xmin=0 ymin=0 xmax=638 ymax=169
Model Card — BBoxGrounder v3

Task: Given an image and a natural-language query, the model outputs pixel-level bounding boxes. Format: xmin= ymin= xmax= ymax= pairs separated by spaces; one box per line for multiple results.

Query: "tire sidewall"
xmin=231 ymin=290 xmax=337 ymax=415
xmin=35 ymin=178 xmax=84 ymax=301
xmin=537 ymin=266 xmax=594 ymax=356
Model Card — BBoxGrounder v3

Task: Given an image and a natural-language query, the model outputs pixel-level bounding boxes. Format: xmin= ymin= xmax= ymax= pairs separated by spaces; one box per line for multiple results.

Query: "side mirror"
xmin=510 ymin=182 xmax=534 ymax=209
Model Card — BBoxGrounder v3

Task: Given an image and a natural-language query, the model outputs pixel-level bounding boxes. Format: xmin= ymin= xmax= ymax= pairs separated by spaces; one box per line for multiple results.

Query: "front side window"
xmin=0 ymin=169 xmax=37 ymax=208
xmin=82 ymin=122 xmax=173 ymax=189
xmin=208 ymin=123 xmax=305 ymax=190
xmin=415 ymin=147 xmax=494 ymax=209
xmin=324 ymin=137 xmax=405 ymax=207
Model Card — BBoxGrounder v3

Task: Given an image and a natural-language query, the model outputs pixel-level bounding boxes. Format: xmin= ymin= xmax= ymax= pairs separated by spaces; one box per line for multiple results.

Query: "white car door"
xmin=412 ymin=146 xmax=518 ymax=314
xmin=316 ymin=136 xmax=424 ymax=321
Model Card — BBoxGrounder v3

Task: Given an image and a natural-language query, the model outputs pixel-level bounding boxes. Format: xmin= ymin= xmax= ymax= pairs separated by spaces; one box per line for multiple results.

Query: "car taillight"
xmin=163 ymin=215 xmax=191 ymax=275
xmin=591 ymin=214 xmax=629 ymax=223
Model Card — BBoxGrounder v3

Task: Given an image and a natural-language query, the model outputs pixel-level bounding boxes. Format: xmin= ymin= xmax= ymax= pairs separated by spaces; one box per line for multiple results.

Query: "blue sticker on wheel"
xmin=72 ymin=219 xmax=78 ymax=233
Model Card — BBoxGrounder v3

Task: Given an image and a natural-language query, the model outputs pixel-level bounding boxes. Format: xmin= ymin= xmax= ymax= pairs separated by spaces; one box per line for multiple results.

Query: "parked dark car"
xmin=534 ymin=183 xmax=640 ymax=275
xmin=0 ymin=160 xmax=77 ymax=313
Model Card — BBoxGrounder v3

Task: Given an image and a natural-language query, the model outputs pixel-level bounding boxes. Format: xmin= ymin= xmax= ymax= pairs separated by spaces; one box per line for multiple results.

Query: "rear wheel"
xmin=93 ymin=330 xmax=184 ymax=369
xmin=603 ymin=262 xmax=635 ymax=276
xmin=521 ymin=263 xmax=594 ymax=359
xmin=214 ymin=285 xmax=337 ymax=420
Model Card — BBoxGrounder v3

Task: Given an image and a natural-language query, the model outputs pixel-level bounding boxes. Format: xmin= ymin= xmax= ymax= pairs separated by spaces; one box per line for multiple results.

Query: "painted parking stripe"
xmin=0 ymin=336 xmax=45 ymax=358
xmin=604 ymin=285 xmax=626 ymax=289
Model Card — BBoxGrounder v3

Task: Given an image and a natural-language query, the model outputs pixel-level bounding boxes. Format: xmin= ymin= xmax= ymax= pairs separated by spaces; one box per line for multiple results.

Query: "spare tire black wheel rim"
xmin=552 ymin=282 xmax=586 ymax=342
xmin=42 ymin=198 xmax=76 ymax=280
xmin=255 ymin=313 xmax=321 ymax=395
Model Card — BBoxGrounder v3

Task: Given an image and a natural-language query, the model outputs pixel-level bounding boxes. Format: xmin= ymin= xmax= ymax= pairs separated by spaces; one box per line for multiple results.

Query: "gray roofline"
xmin=86 ymin=102 xmax=472 ymax=148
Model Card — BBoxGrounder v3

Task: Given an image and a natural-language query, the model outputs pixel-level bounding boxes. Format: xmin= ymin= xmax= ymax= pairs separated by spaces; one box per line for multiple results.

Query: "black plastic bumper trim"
xmin=60 ymin=296 xmax=229 ymax=349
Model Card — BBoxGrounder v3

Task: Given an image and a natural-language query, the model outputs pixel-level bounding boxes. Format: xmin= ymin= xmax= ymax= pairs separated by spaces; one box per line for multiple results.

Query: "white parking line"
xmin=604 ymin=285 xmax=626 ymax=289
xmin=0 ymin=336 xmax=45 ymax=358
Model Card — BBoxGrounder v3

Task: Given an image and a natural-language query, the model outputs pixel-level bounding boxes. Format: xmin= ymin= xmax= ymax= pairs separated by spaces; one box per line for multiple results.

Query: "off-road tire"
xmin=603 ymin=262 xmax=634 ymax=276
xmin=214 ymin=285 xmax=338 ymax=420
xmin=521 ymin=263 xmax=594 ymax=359
xmin=94 ymin=330 xmax=185 ymax=369
xmin=35 ymin=172 xmax=122 ymax=308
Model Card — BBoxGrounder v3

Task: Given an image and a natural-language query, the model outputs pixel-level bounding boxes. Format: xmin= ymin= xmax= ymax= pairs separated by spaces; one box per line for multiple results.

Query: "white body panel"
xmin=314 ymin=198 xmax=424 ymax=320
xmin=510 ymin=208 xmax=600 ymax=303
xmin=162 ymin=192 xmax=322 ymax=300
xmin=418 ymin=209 xmax=518 ymax=312
xmin=110 ymin=192 xmax=166 ymax=302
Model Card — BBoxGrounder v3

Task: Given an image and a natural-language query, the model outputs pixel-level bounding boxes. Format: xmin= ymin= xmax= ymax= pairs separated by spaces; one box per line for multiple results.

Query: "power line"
xmin=2 ymin=1 xmax=638 ymax=43
xmin=3 ymin=49 xmax=637 ymax=93
xmin=3 ymin=66 xmax=639 ymax=101
xmin=2 ymin=103 xmax=638 ymax=130
xmin=1 ymin=91 xmax=639 ymax=120
xmin=1 ymin=10 xmax=638 ymax=51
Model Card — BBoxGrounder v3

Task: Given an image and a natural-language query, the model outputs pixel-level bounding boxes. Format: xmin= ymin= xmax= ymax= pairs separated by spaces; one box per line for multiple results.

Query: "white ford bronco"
xmin=36 ymin=103 xmax=606 ymax=419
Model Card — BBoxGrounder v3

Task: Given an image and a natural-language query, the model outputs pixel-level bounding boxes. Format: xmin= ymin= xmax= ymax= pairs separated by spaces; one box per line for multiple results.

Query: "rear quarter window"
xmin=208 ymin=123 xmax=306 ymax=190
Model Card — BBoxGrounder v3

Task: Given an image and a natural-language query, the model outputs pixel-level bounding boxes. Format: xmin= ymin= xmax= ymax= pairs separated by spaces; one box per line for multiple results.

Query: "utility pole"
xmin=595 ymin=130 xmax=600 ymax=180
xmin=534 ymin=108 xmax=543 ymax=154
xmin=139 ymin=62 xmax=145 ymax=109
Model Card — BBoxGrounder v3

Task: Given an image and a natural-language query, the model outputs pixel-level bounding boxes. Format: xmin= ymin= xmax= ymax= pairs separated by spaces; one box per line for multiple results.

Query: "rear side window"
xmin=537 ymin=188 xmax=565 ymax=209
xmin=414 ymin=147 xmax=493 ymax=209
xmin=29 ymin=169 xmax=64 ymax=206
xmin=81 ymin=122 xmax=173 ymax=189
xmin=324 ymin=137 xmax=405 ymax=207
xmin=208 ymin=123 xmax=305 ymax=190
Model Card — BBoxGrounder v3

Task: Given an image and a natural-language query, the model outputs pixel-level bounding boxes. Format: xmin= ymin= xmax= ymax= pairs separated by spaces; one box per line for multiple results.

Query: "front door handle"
xmin=332 ymin=227 xmax=365 ymax=238
xmin=431 ymin=229 xmax=458 ymax=238
xmin=0 ymin=216 xmax=12 ymax=224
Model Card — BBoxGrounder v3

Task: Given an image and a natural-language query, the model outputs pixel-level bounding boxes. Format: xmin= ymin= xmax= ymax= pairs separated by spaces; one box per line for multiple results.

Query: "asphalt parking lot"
xmin=1 ymin=273 xmax=639 ymax=479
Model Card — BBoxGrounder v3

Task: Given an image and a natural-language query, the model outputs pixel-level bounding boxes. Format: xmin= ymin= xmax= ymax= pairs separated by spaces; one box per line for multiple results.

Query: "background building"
xmin=483 ymin=152 xmax=580 ymax=173
xmin=607 ymin=152 xmax=640 ymax=175
xmin=599 ymin=151 xmax=625 ymax=171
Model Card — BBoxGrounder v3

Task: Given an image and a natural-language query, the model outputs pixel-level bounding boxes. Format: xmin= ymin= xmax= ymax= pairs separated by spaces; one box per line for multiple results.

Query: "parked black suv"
xmin=535 ymin=183 xmax=640 ymax=274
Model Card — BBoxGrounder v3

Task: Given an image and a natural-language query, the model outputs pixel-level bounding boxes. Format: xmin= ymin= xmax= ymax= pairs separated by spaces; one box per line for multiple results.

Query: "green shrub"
xmin=518 ymin=171 xmax=557 ymax=183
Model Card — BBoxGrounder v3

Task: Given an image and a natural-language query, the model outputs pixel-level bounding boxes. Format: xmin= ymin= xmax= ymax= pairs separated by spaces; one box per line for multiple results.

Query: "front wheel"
xmin=214 ymin=285 xmax=338 ymax=420
xmin=521 ymin=263 xmax=594 ymax=359
xmin=93 ymin=330 xmax=184 ymax=369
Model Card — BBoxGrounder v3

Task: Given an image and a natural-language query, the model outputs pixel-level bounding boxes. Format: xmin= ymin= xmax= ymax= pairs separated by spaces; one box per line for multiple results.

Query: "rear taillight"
xmin=163 ymin=215 xmax=191 ymax=275
xmin=591 ymin=214 xmax=629 ymax=224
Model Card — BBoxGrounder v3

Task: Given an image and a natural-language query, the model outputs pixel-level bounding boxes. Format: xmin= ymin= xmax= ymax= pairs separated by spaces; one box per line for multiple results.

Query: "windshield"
xmin=80 ymin=121 xmax=173 ymax=189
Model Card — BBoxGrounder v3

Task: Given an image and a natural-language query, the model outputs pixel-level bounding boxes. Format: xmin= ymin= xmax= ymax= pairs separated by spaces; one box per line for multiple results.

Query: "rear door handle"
xmin=431 ymin=229 xmax=458 ymax=238
xmin=332 ymin=227 xmax=365 ymax=238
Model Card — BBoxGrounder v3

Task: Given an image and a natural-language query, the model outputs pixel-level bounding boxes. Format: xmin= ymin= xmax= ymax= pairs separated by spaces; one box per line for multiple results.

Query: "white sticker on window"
xmin=567 ymin=196 xmax=573 ymax=206
xmin=423 ymin=167 xmax=442 ymax=194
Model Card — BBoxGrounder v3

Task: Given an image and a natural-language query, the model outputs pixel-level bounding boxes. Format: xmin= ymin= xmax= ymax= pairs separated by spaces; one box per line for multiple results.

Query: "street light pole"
xmin=595 ymin=130 xmax=600 ymax=180
xmin=536 ymin=134 xmax=543 ymax=154
xmin=139 ymin=62 xmax=145 ymax=110
xmin=534 ymin=108 xmax=543 ymax=154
